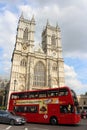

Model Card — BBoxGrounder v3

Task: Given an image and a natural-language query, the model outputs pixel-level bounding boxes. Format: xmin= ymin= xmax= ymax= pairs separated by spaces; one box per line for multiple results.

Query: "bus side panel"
xmin=59 ymin=114 xmax=81 ymax=124
xmin=59 ymin=113 xmax=74 ymax=124
xmin=8 ymin=100 xmax=14 ymax=111
xmin=48 ymin=104 xmax=60 ymax=123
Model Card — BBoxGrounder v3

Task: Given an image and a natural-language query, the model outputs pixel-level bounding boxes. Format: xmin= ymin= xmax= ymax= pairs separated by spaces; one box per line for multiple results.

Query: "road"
xmin=0 ymin=119 xmax=86 ymax=130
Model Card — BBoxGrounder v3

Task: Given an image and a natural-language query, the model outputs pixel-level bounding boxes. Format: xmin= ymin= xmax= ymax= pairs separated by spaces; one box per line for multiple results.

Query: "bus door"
xmin=60 ymin=104 xmax=74 ymax=124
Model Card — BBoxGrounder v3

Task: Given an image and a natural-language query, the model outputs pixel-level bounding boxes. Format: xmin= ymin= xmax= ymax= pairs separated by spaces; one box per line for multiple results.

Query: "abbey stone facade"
xmin=9 ymin=14 xmax=65 ymax=95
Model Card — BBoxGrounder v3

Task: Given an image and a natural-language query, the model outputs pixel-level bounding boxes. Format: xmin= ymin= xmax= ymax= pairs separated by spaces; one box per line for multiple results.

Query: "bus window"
xmin=18 ymin=93 xmax=26 ymax=98
xmin=60 ymin=105 xmax=68 ymax=113
xmin=29 ymin=92 xmax=39 ymax=98
xmin=27 ymin=106 xmax=38 ymax=113
xmin=11 ymin=94 xmax=19 ymax=99
xmin=60 ymin=104 xmax=74 ymax=113
xmin=67 ymin=104 xmax=74 ymax=113
xmin=33 ymin=92 xmax=39 ymax=98
xmin=11 ymin=93 xmax=29 ymax=99
xmin=14 ymin=106 xmax=24 ymax=112
xmin=14 ymin=106 xmax=38 ymax=113
xmin=29 ymin=92 xmax=35 ymax=98
xmin=47 ymin=90 xmax=58 ymax=97
xmin=59 ymin=89 xmax=68 ymax=96
xmin=14 ymin=106 xmax=18 ymax=112
xmin=39 ymin=91 xmax=47 ymax=98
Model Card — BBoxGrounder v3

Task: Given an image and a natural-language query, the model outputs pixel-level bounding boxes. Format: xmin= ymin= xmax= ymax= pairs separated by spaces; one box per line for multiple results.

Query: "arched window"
xmin=33 ymin=61 xmax=46 ymax=87
xmin=20 ymin=59 xmax=27 ymax=67
xmin=23 ymin=28 xmax=28 ymax=40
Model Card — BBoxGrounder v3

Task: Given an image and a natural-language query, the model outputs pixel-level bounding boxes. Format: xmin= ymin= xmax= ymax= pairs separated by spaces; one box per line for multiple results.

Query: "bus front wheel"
xmin=50 ymin=116 xmax=58 ymax=125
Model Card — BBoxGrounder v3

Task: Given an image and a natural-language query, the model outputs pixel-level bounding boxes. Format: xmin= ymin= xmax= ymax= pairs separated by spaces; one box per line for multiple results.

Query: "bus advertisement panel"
xmin=14 ymin=98 xmax=58 ymax=114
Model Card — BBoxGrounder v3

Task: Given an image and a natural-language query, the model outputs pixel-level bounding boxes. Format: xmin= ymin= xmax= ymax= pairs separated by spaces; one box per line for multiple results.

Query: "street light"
xmin=14 ymin=79 xmax=17 ymax=91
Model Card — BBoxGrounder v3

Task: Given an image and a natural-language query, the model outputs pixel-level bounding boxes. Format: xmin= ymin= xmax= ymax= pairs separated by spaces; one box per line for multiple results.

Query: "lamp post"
xmin=14 ymin=79 xmax=17 ymax=91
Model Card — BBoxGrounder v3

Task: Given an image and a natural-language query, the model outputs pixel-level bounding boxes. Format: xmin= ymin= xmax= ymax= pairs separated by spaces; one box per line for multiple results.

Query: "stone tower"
xmin=9 ymin=14 xmax=35 ymax=93
xmin=42 ymin=20 xmax=65 ymax=88
xmin=9 ymin=14 xmax=65 ymax=97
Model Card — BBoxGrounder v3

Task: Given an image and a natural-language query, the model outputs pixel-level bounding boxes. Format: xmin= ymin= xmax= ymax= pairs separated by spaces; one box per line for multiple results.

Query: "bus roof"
xmin=10 ymin=86 xmax=71 ymax=95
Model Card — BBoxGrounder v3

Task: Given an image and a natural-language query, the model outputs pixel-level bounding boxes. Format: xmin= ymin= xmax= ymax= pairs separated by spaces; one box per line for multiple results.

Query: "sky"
xmin=0 ymin=0 xmax=87 ymax=95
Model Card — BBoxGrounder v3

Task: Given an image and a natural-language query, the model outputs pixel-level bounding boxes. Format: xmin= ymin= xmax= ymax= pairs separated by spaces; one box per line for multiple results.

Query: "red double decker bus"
xmin=8 ymin=86 xmax=81 ymax=125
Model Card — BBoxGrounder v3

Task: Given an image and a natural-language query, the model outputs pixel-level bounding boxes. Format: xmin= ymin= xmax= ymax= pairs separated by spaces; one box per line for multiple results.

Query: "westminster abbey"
xmin=9 ymin=13 xmax=65 ymax=95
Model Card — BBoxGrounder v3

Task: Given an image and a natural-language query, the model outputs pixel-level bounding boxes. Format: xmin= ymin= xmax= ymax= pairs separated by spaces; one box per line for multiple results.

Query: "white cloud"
xmin=63 ymin=52 xmax=87 ymax=59
xmin=0 ymin=11 xmax=17 ymax=58
xmin=0 ymin=10 xmax=17 ymax=78
xmin=64 ymin=64 xmax=87 ymax=95
xmin=60 ymin=4 xmax=87 ymax=58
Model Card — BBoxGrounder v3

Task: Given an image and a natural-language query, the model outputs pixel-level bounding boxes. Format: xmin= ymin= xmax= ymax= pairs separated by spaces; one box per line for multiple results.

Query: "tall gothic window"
xmin=33 ymin=61 xmax=46 ymax=87
xmin=20 ymin=59 xmax=27 ymax=67
xmin=23 ymin=28 xmax=28 ymax=40
xmin=51 ymin=34 xmax=56 ymax=46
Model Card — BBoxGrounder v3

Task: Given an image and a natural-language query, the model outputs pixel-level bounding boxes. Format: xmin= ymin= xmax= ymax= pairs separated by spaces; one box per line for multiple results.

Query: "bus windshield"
xmin=71 ymin=89 xmax=80 ymax=114
xmin=71 ymin=89 xmax=79 ymax=105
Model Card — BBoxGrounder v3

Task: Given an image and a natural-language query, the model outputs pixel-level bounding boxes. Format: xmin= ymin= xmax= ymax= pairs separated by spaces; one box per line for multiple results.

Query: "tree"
xmin=85 ymin=92 xmax=87 ymax=95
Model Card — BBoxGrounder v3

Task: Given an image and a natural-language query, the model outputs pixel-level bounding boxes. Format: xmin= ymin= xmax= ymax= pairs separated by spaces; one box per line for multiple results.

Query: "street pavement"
xmin=0 ymin=119 xmax=86 ymax=130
